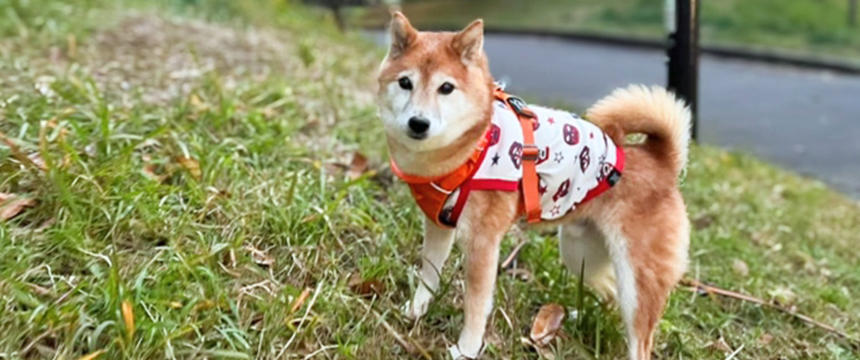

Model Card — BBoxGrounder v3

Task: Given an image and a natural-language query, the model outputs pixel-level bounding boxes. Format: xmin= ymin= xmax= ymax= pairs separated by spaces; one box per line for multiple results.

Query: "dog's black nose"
xmin=407 ymin=116 xmax=430 ymax=138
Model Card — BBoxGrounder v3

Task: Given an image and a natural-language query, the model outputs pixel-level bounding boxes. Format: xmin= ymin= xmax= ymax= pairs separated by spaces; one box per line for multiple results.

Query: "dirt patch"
xmin=82 ymin=14 xmax=304 ymax=104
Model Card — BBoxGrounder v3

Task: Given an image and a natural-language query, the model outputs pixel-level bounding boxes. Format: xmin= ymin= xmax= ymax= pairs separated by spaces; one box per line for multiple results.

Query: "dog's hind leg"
xmin=600 ymin=224 xmax=643 ymax=360
xmin=599 ymin=215 xmax=689 ymax=360
xmin=404 ymin=217 xmax=455 ymax=319
xmin=559 ymin=220 xmax=616 ymax=301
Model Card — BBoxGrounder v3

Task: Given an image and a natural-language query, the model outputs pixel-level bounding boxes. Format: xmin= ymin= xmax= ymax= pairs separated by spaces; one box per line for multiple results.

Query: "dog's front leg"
xmin=405 ymin=217 xmax=455 ymax=319
xmin=454 ymin=191 xmax=518 ymax=359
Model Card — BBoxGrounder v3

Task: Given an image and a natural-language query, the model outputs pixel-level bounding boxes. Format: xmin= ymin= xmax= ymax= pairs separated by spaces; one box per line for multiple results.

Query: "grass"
xmin=355 ymin=0 xmax=860 ymax=62
xmin=0 ymin=0 xmax=858 ymax=359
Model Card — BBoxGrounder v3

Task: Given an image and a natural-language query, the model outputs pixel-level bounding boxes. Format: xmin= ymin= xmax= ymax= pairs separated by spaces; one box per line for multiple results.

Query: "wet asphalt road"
xmin=366 ymin=31 xmax=860 ymax=198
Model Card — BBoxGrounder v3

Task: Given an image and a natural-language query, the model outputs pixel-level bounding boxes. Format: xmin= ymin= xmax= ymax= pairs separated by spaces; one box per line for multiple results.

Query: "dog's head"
xmin=377 ymin=12 xmax=493 ymax=152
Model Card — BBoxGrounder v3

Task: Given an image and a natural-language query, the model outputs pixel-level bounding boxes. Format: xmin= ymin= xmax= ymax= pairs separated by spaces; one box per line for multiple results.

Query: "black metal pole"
xmin=667 ymin=0 xmax=699 ymax=141
xmin=850 ymin=0 xmax=858 ymax=27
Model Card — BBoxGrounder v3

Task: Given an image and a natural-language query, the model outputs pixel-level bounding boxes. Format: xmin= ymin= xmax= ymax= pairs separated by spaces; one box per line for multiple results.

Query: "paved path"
xmin=366 ymin=32 xmax=860 ymax=197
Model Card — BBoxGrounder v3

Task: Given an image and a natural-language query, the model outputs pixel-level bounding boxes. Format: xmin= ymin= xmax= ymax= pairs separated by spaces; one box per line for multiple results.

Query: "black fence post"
xmin=850 ymin=0 xmax=858 ymax=27
xmin=667 ymin=0 xmax=700 ymax=141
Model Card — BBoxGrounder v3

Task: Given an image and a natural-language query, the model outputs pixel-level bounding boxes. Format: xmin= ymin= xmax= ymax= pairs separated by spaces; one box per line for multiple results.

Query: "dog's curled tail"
xmin=586 ymin=85 xmax=692 ymax=175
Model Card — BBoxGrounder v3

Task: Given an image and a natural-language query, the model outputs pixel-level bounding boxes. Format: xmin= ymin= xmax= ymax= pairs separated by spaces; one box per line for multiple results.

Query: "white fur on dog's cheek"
xmin=379 ymin=71 xmax=418 ymax=143
xmin=377 ymin=69 xmax=482 ymax=151
xmin=426 ymin=72 xmax=481 ymax=149
xmin=436 ymin=90 xmax=482 ymax=146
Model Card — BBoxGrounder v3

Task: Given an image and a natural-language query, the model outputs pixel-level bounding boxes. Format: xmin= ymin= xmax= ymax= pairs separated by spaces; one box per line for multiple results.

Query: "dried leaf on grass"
xmin=189 ymin=93 xmax=210 ymax=112
xmin=530 ymin=303 xmax=565 ymax=346
xmin=289 ymin=288 xmax=312 ymax=314
xmin=175 ymin=156 xmax=201 ymax=179
xmin=142 ymin=163 xmax=167 ymax=183
xmin=758 ymin=333 xmax=774 ymax=346
xmin=322 ymin=152 xmax=371 ymax=180
xmin=121 ymin=299 xmax=135 ymax=340
xmin=348 ymin=273 xmax=385 ymax=297
xmin=77 ymin=350 xmax=105 ymax=360
xmin=0 ymin=131 xmax=42 ymax=170
xmin=0 ymin=194 xmax=36 ymax=221
xmin=244 ymin=245 xmax=273 ymax=267
xmin=708 ymin=337 xmax=732 ymax=353
xmin=28 ymin=152 xmax=47 ymax=170
xmin=346 ymin=152 xmax=369 ymax=180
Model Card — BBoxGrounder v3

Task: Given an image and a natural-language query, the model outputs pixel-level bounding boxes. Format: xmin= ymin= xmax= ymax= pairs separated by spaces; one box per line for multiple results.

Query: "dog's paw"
xmin=448 ymin=344 xmax=479 ymax=360
xmin=454 ymin=334 xmax=483 ymax=359
xmin=402 ymin=287 xmax=432 ymax=319
xmin=401 ymin=300 xmax=427 ymax=320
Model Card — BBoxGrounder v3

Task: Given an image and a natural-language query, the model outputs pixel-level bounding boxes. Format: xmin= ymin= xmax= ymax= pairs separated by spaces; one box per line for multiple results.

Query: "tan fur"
xmin=378 ymin=13 xmax=690 ymax=360
xmin=586 ymin=85 xmax=692 ymax=174
xmin=378 ymin=14 xmax=493 ymax=178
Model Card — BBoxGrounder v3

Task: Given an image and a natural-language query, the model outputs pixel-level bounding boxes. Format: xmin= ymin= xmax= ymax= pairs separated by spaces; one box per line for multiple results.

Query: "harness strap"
xmin=389 ymin=133 xmax=491 ymax=228
xmin=494 ymin=88 xmax=542 ymax=224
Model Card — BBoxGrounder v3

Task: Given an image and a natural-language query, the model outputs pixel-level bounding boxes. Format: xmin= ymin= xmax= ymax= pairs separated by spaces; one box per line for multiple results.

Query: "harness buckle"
xmin=506 ymin=96 xmax=534 ymax=118
xmin=522 ymin=144 xmax=540 ymax=161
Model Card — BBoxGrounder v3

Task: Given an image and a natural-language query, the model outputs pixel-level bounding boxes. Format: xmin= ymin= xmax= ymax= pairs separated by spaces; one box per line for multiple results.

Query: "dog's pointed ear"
xmin=453 ymin=19 xmax=484 ymax=63
xmin=389 ymin=11 xmax=417 ymax=59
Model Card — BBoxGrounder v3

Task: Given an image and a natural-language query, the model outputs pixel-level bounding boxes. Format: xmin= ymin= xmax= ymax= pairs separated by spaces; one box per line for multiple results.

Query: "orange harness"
xmin=390 ymin=88 xmax=615 ymax=228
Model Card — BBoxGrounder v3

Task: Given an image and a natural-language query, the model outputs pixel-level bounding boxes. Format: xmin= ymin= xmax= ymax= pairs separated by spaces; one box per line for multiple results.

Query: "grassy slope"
xmin=0 ymin=1 xmax=858 ymax=359
xmin=357 ymin=0 xmax=860 ymax=62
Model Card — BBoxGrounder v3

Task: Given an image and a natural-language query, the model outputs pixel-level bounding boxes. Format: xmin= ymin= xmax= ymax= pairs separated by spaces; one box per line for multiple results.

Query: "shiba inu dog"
xmin=376 ymin=12 xmax=691 ymax=360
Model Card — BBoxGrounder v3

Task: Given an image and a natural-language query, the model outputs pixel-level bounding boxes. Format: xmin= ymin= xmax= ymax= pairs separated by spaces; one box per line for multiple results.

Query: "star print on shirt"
xmin=491 ymin=153 xmax=500 ymax=166
xmin=550 ymin=205 xmax=561 ymax=216
xmin=553 ymin=151 xmax=564 ymax=163
xmin=547 ymin=117 xmax=555 ymax=124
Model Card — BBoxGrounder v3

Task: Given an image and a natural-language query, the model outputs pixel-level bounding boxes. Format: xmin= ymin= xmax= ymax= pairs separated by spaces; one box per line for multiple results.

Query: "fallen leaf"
xmin=290 ymin=288 xmax=312 ymax=313
xmin=28 ymin=152 xmax=46 ymax=170
xmin=530 ymin=303 xmax=565 ymax=346
xmin=142 ymin=163 xmax=167 ymax=183
xmin=709 ymin=337 xmax=732 ymax=353
xmin=29 ymin=283 xmax=51 ymax=296
xmin=0 ymin=195 xmax=36 ymax=221
xmin=175 ymin=156 xmax=201 ymax=179
xmin=731 ymin=259 xmax=749 ymax=277
xmin=244 ymin=245 xmax=273 ymax=267
xmin=189 ymin=93 xmax=209 ymax=112
xmin=346 ymin=152 xmax=368 ymax=180
xmin=348 ymin=273 xmax=385 ymax=297
xmin=121 ymin=299 xmax=135 ymax=340
xmin=77 ymin=350 xmax=105 ymax=360
xmin=521 ymin=336 xmax=557 ymax=360
xmin=758 ymin=333 xmax=774 ymax=346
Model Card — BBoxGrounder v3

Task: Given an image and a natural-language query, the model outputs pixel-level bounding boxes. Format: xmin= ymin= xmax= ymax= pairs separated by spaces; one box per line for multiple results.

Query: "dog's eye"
xmin=438 ymin=82 xmax=455 ymax=95
xmin=398 ymin=77 xmax=412 ymax=90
